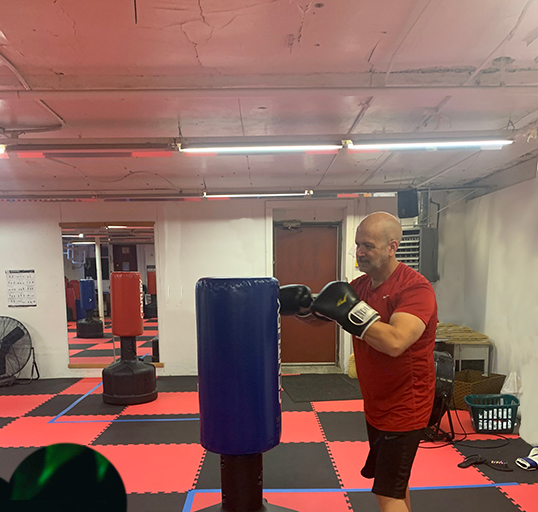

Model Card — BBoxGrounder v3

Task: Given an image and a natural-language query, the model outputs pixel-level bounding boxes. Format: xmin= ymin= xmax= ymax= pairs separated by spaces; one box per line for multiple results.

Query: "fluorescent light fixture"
xmin=203 ymin=190 xmax=313 ymax=199
xmin=107 ymin=225 xmax=129 ymax=229
xmin=70 ymin=241 xmax=95 ymax=245
xmin=347 ymin=140 xmax=513 ymax=152
xmin=180 ymin=145 xmax=341 ymax=154
xmin=372 ymin=192 xmax=397 ymax=197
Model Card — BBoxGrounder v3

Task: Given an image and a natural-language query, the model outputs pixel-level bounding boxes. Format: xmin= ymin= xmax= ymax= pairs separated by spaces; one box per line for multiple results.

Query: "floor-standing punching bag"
xmin=196 ymin=277 xmax=298 ymax=512
xmin=102 ymin=272 xmax=158 ymax=405
xmin=76 ymin=279 xmax=104 ymax=338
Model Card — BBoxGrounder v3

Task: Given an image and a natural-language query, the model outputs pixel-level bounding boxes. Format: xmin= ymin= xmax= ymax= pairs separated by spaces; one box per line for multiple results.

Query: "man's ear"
xmin=388 ymin=239 xmax=399 ymax=255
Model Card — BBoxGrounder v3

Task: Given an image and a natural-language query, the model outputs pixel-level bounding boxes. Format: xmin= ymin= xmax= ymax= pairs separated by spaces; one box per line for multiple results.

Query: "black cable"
xmin=419 ymin=390 xmax=514 ymax=450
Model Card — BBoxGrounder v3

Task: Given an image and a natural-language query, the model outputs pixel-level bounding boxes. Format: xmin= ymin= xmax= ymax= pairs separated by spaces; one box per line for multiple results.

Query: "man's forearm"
xmin=361 ymin=321 xmax=408 ymax=358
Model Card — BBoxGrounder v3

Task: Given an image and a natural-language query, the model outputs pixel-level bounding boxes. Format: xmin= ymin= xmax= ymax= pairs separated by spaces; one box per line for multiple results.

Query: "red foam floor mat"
xmin=313 ymin=399 xmax=364 ymax=413
xmin=500 ymin=483 xmax=538 ymax=512
xmin=119 ymin=392 xmax=199 ymax=416
xmin=0 ymin=395 xmax=54 ymax=417
xmin=280 ymin=412 xmax=324 ymax=444
xmin=0 ymin=415 xmax=117 ymax=448
xmin=410 ymin=443 xmax=492 ymax=488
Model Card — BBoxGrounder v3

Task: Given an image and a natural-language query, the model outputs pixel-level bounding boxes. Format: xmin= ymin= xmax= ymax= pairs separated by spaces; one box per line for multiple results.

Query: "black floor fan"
xmin=425 ymin=351 xmax=456 ymax=442
xmin=0 ymin=316 xmax=40 ymax=387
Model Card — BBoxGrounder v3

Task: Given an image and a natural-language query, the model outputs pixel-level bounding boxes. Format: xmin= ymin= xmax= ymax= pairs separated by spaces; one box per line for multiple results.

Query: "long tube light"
xmin=181 ymin=139 xmax=513 ymax=155
xmin=0 ymin=139 xmax=513 ymax=159
xmin=347 ymin=140 xmax=513 ymax=152
xmin=180 ymin=145 xmax=341 ymax=155
xmin=203 ymin=190 xmax=313 ymax=199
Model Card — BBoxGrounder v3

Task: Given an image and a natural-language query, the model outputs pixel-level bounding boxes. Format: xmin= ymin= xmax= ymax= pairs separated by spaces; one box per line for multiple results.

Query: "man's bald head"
xmin=358 ymin=212 xmax=402 ymax=245
xmin=355 ymin=212 xmax=402 ymax=278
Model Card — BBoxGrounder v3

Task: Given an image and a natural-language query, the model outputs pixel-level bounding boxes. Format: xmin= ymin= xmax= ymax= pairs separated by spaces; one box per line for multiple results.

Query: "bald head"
xmin=355 ymin=212 xmax=402 ymax=278
xmin=358 ymin=212 xmax=402 ymax=245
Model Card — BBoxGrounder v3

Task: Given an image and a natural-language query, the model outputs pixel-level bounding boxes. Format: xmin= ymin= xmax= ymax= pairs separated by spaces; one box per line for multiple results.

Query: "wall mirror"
xmin=60 ymin=222 xmax=161 ymax=369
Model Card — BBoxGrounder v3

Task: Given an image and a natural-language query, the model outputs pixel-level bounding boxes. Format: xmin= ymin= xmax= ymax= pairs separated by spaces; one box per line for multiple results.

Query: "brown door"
xmin=275 ymin=223 xmax=339 ymax=363
xmin=112 ymin=245 xmax=138 ymax=272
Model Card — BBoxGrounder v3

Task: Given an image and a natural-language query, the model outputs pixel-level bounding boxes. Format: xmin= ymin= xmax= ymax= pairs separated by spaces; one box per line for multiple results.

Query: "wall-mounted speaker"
xmin=397 ymin=190 xmax=419 ymax=218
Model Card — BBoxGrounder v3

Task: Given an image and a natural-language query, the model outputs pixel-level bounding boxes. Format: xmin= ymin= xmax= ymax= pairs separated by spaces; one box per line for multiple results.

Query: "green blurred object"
xmin=9 ymin=443 xmax=126 ymax=510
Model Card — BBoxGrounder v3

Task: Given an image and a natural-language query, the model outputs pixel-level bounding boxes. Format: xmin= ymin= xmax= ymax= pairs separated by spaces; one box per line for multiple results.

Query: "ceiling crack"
xmin=56 ymin=3 xmax=80 ymax=45
xmin=197 ymin=0 xmax=214 ymax=42
xmin=179 ymin=24 xmax=205 ymax=68
xmin=296 ymin=2 xmax=312 ymax=45
xmin=218 ymin=15 xmax=242 ymax=31
xmin=367 ymin=39 xmax=381 ymax=64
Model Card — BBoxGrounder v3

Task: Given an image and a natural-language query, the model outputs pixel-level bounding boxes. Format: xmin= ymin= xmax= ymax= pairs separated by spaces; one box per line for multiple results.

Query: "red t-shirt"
xmin=351 ymin=262 xmax=437 ymax=431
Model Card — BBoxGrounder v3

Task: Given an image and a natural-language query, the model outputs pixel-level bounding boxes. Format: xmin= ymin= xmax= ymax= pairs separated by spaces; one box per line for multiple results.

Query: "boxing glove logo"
xmin=337 ymin=294 xmax=348 ymax=307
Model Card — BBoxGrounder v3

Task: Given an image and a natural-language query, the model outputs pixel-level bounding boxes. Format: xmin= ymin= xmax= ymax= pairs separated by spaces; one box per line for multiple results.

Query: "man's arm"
xmin=361 ymin=312 xmax=426 ymax=358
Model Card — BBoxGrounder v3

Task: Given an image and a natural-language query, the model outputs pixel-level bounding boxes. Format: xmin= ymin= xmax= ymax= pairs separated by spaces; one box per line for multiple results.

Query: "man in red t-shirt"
xmin=281 ymin=212 xmax=437 ymax=512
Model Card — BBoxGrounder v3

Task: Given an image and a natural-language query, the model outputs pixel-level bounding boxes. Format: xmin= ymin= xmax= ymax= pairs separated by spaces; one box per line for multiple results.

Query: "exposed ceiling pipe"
xmin=0 ymin=50 xmax=65 ymax=130
xmin=0 ymin=186 xmax=489 ymax=202
xmin=1 ymin=85 xmax=538 ymax=101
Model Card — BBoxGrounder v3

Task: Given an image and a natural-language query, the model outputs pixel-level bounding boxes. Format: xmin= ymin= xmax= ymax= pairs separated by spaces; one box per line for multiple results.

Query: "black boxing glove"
xmin=279 ymin=284 xmax=313 ymax=317
xmin=310 ymin=281 xmax=380 ymax=338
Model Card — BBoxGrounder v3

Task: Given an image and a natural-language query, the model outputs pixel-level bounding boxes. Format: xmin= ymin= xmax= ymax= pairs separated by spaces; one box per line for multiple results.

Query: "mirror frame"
xmin=60 ymin=221 xmax=163 ymax=369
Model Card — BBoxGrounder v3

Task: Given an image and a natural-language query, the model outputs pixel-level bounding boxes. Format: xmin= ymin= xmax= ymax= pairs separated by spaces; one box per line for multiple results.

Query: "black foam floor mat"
xmin=0 ymin=379 xmax=79 ymax=395
xmin=282 ymin=374 xmax=362 ymax=402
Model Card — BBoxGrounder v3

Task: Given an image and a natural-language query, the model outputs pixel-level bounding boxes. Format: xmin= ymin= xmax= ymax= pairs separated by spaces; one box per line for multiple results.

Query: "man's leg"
xmin=375 ymin=486 xmax=410 ymax=512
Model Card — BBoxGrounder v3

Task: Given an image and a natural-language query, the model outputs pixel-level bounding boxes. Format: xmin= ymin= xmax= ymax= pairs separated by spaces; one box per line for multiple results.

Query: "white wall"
xmin=436 ymin=179 xmax=538 ymax=445
xmin=0 ymin=202 xmax=69 ymax=378
xmin=432 ymin=192 xmax=466 ymax=324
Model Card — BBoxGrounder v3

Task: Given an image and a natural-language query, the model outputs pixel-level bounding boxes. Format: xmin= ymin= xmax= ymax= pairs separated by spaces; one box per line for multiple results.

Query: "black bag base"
xmin=102 ymin=359 xmax=157 ymax=405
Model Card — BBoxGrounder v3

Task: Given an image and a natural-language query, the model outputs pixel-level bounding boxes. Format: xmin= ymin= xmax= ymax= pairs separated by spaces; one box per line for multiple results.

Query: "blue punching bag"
xmin=80 ymin=279 xmax=96 ymax=311
xmin=77 ymin=279 xmax=104 ymax=339
xmin=196 ymin=277 xmax=281 ymax=455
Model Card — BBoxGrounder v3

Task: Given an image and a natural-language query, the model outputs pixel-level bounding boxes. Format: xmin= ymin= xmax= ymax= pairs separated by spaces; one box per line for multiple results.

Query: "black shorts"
xmin=361 ymin=421 xmax=424 ymax=500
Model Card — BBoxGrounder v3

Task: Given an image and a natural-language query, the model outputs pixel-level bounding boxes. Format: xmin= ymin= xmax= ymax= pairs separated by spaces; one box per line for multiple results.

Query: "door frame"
xmin=265 ymin=200 xmax=357 ymax=373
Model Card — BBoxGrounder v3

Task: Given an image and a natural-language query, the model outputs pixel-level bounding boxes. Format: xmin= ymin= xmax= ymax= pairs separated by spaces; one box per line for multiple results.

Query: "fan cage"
xmin=0 ymin=316 xmax=32 ymax=386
